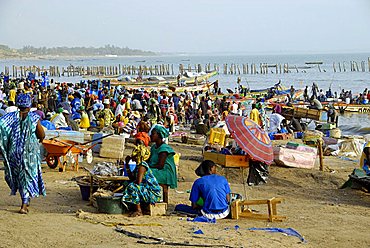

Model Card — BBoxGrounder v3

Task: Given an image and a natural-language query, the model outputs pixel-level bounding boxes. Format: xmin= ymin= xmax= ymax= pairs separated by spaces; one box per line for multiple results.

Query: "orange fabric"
xmin=134 ymin=132 xmax=151 ymax=147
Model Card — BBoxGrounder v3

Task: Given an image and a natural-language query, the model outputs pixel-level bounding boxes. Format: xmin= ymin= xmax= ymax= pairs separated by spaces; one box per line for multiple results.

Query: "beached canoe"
xmin=333 ymin=103 xmax=370 ymax=113
xmin=122 ymin=81 xmax=214 ymax=94
xmin=110 ymin=70 xmax=218 ymax=86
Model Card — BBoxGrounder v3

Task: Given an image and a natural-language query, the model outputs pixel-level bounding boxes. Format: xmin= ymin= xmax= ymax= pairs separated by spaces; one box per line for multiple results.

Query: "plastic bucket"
xmin=96 ymin=196 xmax=127 ymax=214
xmin=78 ymin=183 xmax=98 ymax=201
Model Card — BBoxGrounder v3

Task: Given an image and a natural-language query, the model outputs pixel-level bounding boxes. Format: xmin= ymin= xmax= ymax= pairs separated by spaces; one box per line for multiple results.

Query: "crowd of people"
xmin=0 ymin=72 xmax=369 ymax=216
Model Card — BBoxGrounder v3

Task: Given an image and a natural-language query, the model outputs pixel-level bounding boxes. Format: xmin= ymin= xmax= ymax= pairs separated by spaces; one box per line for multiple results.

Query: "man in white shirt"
xmin=231 ymin=101 xmax=238 ymax=115
xmin=52 ymin=109 xmax=70 ymax=129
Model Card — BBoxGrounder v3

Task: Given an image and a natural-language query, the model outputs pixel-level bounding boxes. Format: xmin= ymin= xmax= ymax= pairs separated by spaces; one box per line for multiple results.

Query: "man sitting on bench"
xmin=175 ymin=160 xmax=231 ymax=219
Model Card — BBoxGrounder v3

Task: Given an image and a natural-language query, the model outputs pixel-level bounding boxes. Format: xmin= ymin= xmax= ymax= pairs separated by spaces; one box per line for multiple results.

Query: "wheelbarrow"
xmin=42 ymin=133 xmax=113 ymax=172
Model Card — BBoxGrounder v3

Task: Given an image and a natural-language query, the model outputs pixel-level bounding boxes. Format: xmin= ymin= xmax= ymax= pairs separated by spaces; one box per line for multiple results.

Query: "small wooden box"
xmin=203 ymin=152 xmax=249 ymax=168
xmin=149 ymin=203 xmax=167 ymax=216
xmin=273 ymin=133 xmax=292 ymax=140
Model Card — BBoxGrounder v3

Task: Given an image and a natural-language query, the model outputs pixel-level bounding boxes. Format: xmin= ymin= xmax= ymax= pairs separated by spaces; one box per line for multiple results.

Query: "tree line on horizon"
xmin=0 ymin=44 xmax=156 ymax=57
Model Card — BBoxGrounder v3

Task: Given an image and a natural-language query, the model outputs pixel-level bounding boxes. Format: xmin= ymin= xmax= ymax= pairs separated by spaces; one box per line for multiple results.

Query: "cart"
xmin=42 ymin=133 xmax=113 ymax=172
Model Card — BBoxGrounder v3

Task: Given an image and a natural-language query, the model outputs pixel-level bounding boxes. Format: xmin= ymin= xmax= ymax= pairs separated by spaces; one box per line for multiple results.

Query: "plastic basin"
xmin=96 ymin=196 xmax=127 ymax=214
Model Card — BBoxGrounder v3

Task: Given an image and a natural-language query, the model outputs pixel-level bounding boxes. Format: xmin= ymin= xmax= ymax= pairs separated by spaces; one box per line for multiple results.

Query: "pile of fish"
xmin=91 ymin=162 xmax=118 ymax=176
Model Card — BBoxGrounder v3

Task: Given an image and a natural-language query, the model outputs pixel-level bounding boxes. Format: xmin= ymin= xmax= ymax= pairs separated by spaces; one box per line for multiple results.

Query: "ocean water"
xmin=0 ymin=53 xmax=369 ymax=135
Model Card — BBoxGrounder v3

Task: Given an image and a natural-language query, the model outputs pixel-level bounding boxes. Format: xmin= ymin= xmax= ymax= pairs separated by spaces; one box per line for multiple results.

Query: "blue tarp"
xmin=248 ymin=227 xmax=306 ymax=243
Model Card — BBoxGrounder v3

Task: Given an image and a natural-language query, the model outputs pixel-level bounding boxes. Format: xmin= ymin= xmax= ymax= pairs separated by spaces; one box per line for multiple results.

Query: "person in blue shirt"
xmin=189 ymin=160 xmax=231 ymax=219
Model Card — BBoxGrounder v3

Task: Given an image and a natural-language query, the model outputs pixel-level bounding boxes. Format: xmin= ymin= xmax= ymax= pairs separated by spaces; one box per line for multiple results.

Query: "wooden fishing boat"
xmin=110 ymin=70 xmax=218 ymax=86
xmin=123 ymin=81 xmax=215 ymax=93
xmin=333 ymin=103 xmax=370 ymax=113
xmin=266 ymin=89 xmax=304 ymax=103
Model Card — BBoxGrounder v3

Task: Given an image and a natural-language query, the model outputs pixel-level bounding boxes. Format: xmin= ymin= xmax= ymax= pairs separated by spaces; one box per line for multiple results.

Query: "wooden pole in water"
xmin=368 ymin=57 xmax=370 ymax=72
xmin=318 ymin=139 xmax=324 ymax=171
xmin=333 ymin=62 xmax=336 ymax=73
xmin=338 ymin=62 xmax=341 ymax=72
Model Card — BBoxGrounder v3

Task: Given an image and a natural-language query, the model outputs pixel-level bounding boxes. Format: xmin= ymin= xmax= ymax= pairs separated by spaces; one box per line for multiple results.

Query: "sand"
xmin=0 ymin=141 xmax=369 ymax=248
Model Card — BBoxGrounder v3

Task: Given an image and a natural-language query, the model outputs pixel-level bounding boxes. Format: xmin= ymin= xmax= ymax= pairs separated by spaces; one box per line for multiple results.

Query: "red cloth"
xmin=135 ymin=132 xmax=150 ymax=147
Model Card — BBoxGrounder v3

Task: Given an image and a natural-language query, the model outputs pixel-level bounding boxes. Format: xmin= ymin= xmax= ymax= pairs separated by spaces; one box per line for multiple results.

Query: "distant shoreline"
xmin=0 ymin=54 xmax=159 ymax=60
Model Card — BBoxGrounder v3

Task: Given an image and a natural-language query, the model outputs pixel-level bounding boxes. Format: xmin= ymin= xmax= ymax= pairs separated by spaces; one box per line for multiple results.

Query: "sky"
xmin=0 ymin=0 xmax=370 ymax=54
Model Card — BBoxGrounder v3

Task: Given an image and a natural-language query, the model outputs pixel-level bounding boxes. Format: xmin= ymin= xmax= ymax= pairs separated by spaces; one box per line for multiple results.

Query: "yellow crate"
xmin=209 ymin=128 xmax=226 ymax=146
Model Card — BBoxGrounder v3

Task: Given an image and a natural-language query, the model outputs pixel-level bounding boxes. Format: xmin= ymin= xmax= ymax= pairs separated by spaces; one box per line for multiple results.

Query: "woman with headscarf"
xmin=122 ymin=144 xmax=161 ymax=217
xmin=0 ymin=94 xmax=46 ymax=214
xmin=148 ymin=124 xmax=177 ymax=203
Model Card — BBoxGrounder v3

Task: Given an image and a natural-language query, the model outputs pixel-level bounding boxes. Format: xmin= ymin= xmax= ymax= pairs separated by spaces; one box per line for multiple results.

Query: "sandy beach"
xmin=0 ymin=141 xmax=369 ymax=248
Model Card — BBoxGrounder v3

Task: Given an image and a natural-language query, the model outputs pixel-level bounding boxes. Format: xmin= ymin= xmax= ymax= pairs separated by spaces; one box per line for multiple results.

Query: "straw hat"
xmin=103 ymin=98 xmax=110 ymax=105
xmin=131 ymin=111 xmax=141 ymax=119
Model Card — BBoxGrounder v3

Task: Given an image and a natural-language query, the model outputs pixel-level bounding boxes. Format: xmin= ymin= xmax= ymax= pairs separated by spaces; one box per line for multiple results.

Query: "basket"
xmin=96 ymin=196 xmax=128 ymax=214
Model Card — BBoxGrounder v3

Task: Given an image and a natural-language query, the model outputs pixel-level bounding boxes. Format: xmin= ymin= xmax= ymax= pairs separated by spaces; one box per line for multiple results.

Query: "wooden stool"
xmin=231 ymin=197 xmax=286 ymax=222
xmin=160 ymin=184 xmax=169 ymax=204
xmin=149 ymin=202 xmax=168 ymax=216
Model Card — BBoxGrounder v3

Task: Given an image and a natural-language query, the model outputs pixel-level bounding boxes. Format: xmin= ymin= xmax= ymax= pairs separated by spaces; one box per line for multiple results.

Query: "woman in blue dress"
xmin=122 ymin=144 xmax=161 ymax=217
xmin=0 ymin=94 xmax=46 ymax=214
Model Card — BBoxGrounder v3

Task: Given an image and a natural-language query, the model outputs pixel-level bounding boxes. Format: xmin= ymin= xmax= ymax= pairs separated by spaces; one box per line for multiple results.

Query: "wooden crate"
xmin=203 ymin=152 xmax=249 ymax=168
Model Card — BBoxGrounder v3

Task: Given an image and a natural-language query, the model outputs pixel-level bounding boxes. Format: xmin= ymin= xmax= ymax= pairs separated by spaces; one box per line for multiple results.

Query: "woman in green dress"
xmin=148 ymin=124 xmax=177 ymax=203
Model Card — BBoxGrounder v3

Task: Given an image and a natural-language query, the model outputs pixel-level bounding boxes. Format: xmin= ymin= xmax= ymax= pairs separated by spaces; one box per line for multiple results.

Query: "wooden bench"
xmin=231 ymin=197 xmax=286 ymax=222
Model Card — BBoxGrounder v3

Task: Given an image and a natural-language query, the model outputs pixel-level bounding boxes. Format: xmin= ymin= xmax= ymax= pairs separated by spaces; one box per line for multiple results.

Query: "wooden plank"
xmin=224 ymin=155 xmax=249 ymax=168
xmin=240 ymin=199 xmax=269 ymax=205
xmin=93 ymin=175 xmax=129 ymax=181
xmin=231 ymin=200 xmax=240 ymax=219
